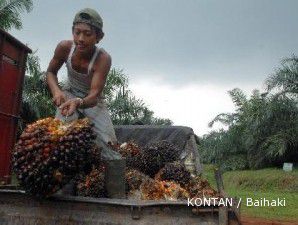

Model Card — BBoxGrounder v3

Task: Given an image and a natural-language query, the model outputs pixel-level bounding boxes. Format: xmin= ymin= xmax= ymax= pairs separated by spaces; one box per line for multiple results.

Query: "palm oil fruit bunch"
xmin=12 ymin=117 xmax=97 ymax=197
xmin=87 ymin=144 xmax=102 ymax=168
xmin=76 ymin=166 xmax=106 ymax=198
xmin=141 ymin=140 xmax=180 ymax=177
xmin=185 ymin=176 xmax=218 ymax=198
xmin=125 ymin=169 xmax=149 ymax=193
xmin=118 ymin=141 xmax=140 ymax=157
xmin=119 ymin=141 xmax=143 ymax=170
xmin=155 ymin=162 xmax=191 ymax=188
xmin=110 ymin=141 xmax=143 ymax=170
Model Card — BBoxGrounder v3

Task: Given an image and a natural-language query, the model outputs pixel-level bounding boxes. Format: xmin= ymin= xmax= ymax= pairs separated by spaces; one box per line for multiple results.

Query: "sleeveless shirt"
xmin=57 ymin=42 xmax=120 ymax=159
xmin=64 ymin=42 xmax=100 ymax=98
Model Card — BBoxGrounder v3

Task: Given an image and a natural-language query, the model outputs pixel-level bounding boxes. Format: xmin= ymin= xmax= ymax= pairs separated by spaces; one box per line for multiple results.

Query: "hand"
xmin=52 ymin=90 xmax=66 ymax=106
xmin=59 ymin=98 xmax=80 ymax=116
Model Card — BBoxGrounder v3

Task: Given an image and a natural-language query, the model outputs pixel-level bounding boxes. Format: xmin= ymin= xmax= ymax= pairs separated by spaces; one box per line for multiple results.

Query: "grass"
xmin=202 ymin=164 xmax=298 ymax=221
xmin=227 ymin=189 xmax=298 ymax=221
xmin=224 ymin=167 xmax=298 ymax=192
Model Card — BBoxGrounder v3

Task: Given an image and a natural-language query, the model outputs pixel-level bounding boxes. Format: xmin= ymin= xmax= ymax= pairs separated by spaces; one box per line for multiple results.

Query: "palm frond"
xmin=228 ymin=88 xmax=247 ymax=109
xmin=26 ymin=52 xmax=41 ymax=75
xmin=266 ymin=55 xmax=298 ymax=96
xmin=208 ymin=113 xmax=236 ymax=127
xmin=262 ymin=133 xmax=288 ymax=157
xmin=0 ymin=0 xmax=33 ymax=30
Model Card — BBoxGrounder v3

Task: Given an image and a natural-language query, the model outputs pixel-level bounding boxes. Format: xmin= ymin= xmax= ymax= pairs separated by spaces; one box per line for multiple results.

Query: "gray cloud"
xmin=11 ymin=0 xmax=298 ymax=86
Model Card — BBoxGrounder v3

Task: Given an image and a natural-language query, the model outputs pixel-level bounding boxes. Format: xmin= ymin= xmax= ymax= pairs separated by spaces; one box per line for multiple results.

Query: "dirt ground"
xmin=241 ymin=217 xmax=298 ymax=225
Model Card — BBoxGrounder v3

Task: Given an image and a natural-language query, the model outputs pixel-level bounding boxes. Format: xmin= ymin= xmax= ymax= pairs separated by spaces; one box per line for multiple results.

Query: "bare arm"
xmin=46 ymin=40 xmax=71 ymax=106
xmin=83 ymin=52 xmax=111 ymax=107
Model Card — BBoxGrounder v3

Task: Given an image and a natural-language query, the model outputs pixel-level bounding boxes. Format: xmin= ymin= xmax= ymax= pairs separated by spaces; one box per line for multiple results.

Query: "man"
xmin=46 ymin=8 xmax=121 ymax=160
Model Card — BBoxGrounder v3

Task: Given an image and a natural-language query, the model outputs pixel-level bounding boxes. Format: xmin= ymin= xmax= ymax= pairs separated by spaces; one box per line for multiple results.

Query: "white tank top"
xmin=65 ymin=42 xmax=101 ymax=98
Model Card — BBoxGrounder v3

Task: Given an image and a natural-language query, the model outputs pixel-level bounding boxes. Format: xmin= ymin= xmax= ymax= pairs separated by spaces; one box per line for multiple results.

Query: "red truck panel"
xmin=0 ymin=29 xmax=31 ymax=184
xmin=0 ymin=60 xmax=21 ymax=115
xmin=0 ymin=115 xmax=17 ymax=184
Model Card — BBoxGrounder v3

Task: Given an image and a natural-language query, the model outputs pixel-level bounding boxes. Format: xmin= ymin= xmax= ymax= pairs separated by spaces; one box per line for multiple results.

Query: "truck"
xmin=0 ymin=125 xmax=241 ymax=225
xmin=0 ymin=30 xmax=241 ymax=225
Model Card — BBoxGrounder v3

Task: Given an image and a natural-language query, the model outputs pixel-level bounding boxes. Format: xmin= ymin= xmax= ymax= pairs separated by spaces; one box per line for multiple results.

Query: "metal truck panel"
xmin=0 ymin=189 xmax=240 ymax=225
xmin=0 ymin=29 xmax=31 ymax=184
xmin=0 ymin=116 xmax=17 ymax=184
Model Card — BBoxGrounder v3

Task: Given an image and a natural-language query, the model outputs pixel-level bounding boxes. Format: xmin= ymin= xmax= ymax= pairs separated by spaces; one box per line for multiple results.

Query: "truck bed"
xmin=0 ymin=187 xmax=240 ymax=225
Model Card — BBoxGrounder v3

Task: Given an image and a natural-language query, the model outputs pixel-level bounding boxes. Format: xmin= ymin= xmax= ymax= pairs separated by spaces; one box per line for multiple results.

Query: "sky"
xmin=11 ymin=0 xmax=298 ymax=135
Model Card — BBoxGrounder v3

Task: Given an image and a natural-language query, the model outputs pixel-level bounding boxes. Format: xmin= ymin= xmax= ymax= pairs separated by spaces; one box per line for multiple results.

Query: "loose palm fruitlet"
xmin=185 ymin=176 xmax=218 ymax=198
xmin=125 ymin=169 xmax=150 ymax=193
xmin=155 ymin=162 xmax=191 ymax=188
xmin=76 ymin=166 xmax=106 ymax=198
xmin=140 ymin=179 xmax=189 ymax=201
xmin=12 ymin=117 xmax=97 ymax=197
xmin=141 ymin=140 xmax=180 ymax=177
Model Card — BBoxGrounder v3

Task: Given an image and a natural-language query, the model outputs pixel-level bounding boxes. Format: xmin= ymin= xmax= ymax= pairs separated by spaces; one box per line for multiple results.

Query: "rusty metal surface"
xmin=0 ymin=188 xmax=212 ymax=207
xmin=0 ymin=189 xmax=227 ymax=225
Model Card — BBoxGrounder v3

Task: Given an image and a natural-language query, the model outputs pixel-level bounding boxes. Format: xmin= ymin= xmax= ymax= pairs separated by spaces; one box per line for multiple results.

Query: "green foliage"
xmin=200 ymin=129 xmax=248 ymax=170
xmin=266 ymin=55 xmax=298 ymax=97
xmin=109 ymin=86 xmax=146 ymax=124
xmin=220 ymin=154 xmax=248 ymax=171
xmin=0 ymin=0 xmax=33 ymax=30
xmin=21 ymin=53 xmax=55 ymax=126
xmin=200 ymin=56 xmax=298 ymax=170
xmin=106 ymin=69 xmax=172 ymax=125
xmin=228 ymin=88 xmax=248 ymax=110
xmin=103 ymin=68 xmax=128 ymax=103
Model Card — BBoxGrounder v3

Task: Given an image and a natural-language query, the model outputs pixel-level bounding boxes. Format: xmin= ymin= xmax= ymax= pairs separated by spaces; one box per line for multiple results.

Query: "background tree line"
xmin=199 ymin=56 xmax=298 ymax=170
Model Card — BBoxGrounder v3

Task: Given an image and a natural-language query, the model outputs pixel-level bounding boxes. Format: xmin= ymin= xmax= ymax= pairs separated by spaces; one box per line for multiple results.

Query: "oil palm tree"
xmin=0 ymin=0 xmax=33 ymax=31
xmin=21 ymin=52 xmax=55 ymax=126
xmin=266 ymin=55 xmax=298 ymax=97
xmin=202 ymin=56 xmax=298 ymax=170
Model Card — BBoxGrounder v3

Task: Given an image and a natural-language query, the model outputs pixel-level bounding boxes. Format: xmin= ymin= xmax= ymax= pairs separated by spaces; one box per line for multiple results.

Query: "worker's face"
xmin=72 ymin=23 xmax=99 ymax=54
